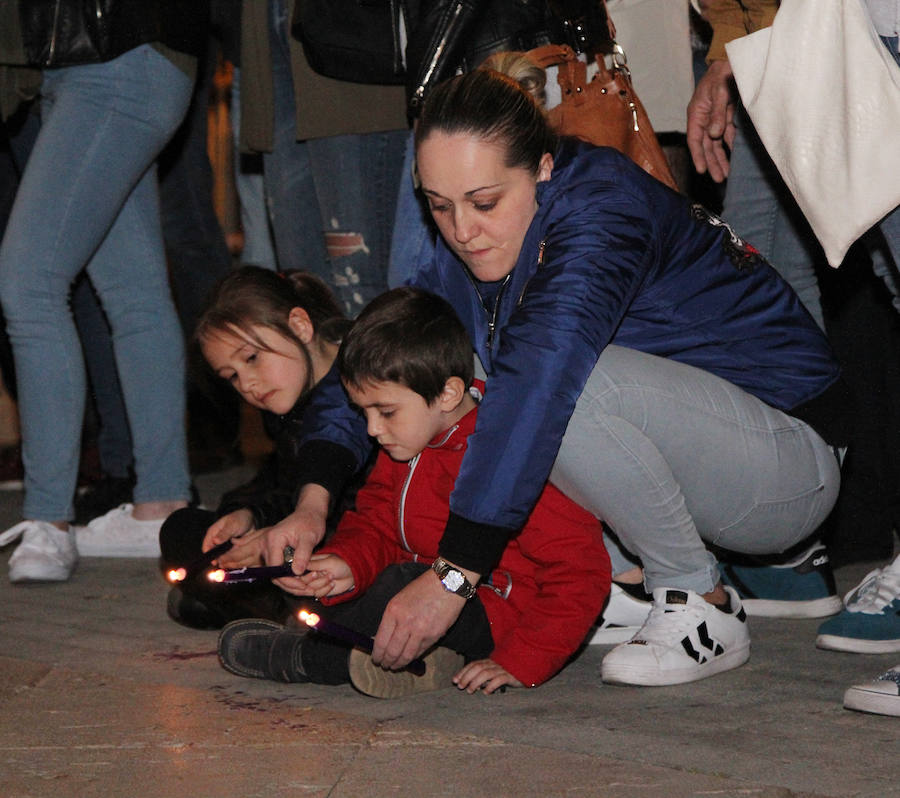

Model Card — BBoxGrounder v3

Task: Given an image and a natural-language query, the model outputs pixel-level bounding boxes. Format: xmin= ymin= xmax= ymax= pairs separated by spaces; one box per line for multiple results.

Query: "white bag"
xmin=726 ymin=0 xmax=900 ymax=267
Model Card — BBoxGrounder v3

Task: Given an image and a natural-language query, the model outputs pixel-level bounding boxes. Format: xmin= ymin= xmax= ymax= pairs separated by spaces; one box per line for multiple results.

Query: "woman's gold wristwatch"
xmin=432 ymin=557 xmax=477 ymax=599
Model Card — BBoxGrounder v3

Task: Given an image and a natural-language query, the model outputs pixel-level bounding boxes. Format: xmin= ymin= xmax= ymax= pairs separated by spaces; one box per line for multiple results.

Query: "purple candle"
xmin=208 ymin=562 xmax=296 ymax=584
xmin=298 ymin=610 xmax=427 ymax=677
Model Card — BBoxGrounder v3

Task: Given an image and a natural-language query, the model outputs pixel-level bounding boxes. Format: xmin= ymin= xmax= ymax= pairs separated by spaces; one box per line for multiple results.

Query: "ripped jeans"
xmin=264 ymin=0 xmax=407 ymax=315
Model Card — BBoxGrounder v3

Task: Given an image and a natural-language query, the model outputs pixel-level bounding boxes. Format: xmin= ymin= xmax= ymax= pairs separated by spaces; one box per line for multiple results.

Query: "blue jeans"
xmin=722 ymin=34 xmax=900 ymax=328
xmin=231 ymin=66 xmax=277 ymax=271
xmin=387 ymin=132 xmax=437 ymax=288
xmin=549 ymin=346 xmax=840 ymax=593
xmin=0 ymin=45 xmax=193 ymax=521
xmin=264 ymin=0 xmax=407 ymax=315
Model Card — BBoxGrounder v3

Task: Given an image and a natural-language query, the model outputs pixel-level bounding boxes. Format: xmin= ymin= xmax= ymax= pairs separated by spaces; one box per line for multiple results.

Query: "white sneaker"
xmin=601 ymin=586 xmax=750 ymax=686
xmin=75 ymin=503 xmax=163 ymax=557
xmin=0 ymin=520 xmax=78 ymax=582
xmin=843 ymin=665 xmax=900 ymax=717
xmin=588 ymin=582 xmax=652 ymax=644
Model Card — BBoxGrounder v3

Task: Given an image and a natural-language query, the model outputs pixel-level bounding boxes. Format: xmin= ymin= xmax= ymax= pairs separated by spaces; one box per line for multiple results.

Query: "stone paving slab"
xmin=1 ymin=660 xmax=831 ymax=798
xmin=0 ymin=469 xmax=898 ymax=797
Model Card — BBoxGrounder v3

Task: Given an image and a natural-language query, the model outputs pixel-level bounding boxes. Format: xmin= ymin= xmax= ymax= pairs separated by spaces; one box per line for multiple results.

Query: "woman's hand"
xmin=371 ymin=567 xmax=471 ymax=670
xmin=201 ymin=509 xmax=266 ymax=568
xmin=267 ymin=484 xmax=331 ymax=595
xmin=292 ymin=553 xmax=354 ymax=598
xmin=453 ymin=659 xmax=523 ymax=695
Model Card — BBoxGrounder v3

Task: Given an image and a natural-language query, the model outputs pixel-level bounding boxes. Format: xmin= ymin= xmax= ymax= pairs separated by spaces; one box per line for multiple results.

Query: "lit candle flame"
xmin=167 ymin=567 xmax=187 ymax=583
xmin=298 ymin=609 xmax=320 ymax=627
xmin=208 ymin=569 xmax=226 ymax=583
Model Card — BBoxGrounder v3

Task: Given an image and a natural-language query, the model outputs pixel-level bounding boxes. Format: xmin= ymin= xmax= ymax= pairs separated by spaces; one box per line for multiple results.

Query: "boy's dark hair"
xmin=338 ymin=287 xmax=474 ymax=404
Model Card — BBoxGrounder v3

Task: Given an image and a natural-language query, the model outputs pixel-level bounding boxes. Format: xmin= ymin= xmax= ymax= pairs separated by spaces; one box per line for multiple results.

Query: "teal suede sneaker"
xmin=816 ymin=554 xmax=900 ymax=654
xmin=717 ymin=542 xmax=841 ymax=618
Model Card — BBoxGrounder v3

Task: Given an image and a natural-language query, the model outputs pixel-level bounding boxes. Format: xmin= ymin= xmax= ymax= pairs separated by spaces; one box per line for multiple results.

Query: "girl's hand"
xmin=452 ymin=659 xmax=523 ymax=695
xmin=217 ymin=526 xmax=269 ymax=569
xmin=202 ymin=509 xmax=266 ymax=568
xmin=268 ymin=485 xmax=331 ymax=595
xmin=293 ymin=553 xmax=354 ymax=598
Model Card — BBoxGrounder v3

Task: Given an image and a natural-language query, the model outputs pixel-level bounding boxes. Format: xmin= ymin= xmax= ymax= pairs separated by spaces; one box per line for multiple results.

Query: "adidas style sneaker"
xmin=601 ymin=586 xmax=750 ymax=686
xmin=717 ymin=542 xmax=841 ymax=618
xmin=816 ymin=553 xmax=900 ymax=653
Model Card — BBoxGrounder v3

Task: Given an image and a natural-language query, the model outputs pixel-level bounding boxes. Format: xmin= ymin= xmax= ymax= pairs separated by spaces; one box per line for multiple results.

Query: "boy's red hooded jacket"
xmin=319 ymin=386 xmax=611 ymax=688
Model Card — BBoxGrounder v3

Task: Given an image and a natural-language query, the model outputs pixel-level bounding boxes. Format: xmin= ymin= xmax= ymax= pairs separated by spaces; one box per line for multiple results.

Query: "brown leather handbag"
xmin=525 ymin=37 xmax=679 ymax=191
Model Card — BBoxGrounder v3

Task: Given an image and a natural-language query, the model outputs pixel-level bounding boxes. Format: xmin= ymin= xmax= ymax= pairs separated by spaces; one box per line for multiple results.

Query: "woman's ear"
xmin=438 ymin=376 xmax=467 ymax=411
xmin=537 ymin=152 xmax=554 ymax=183
xmin=287 ymin=307 xmax=314 ymax=344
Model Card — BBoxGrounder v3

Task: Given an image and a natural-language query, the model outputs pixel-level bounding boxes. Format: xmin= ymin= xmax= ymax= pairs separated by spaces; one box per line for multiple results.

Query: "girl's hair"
xmin=414 ymin=67 xmax=558 ymax=175
xmin=195 ymin=266 xmax=348 ymax=353
xmin=339 ymin=286 xmax=474 ymax=405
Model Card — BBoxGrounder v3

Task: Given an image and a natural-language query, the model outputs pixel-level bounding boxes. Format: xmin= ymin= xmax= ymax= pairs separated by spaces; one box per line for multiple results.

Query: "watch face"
xmin=444 ymin=570 xmax=465 ymax=592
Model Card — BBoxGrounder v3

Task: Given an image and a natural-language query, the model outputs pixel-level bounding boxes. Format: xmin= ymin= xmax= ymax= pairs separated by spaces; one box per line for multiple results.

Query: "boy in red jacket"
xmin=218 ymin=287 xmax=610 ymax=697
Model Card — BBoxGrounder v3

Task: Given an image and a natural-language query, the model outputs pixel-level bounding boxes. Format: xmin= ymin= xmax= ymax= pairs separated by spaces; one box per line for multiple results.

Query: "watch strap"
xmin=432 ymin=556 xmax=477 ymax=600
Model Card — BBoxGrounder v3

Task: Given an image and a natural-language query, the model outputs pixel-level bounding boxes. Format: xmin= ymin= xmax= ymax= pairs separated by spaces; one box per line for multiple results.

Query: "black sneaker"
xmin=217 ymin=618 xmax=309 ymax=682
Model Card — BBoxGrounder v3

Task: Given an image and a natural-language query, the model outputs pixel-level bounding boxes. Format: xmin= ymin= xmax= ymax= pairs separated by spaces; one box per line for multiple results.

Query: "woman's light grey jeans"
xmin=549 ymin=345 xmax=840 ymax=595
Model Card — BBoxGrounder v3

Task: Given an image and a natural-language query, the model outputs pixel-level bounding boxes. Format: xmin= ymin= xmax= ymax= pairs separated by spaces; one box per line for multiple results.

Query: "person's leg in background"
xmin=0 ymin=45 xmax=194 ymax=579
xmin=387 ymin=131 xmax=437 ymax=289
xmin=262 ymin=0 xmax=329 ymax=276
xmin=308 ymin=128 xmax=407 ymax=315
xmin=70 ymin=276 xmax=136 ymax=519
xmin=722 ymin=105 xmax=827 ymax=330
xmin=158 ymin=39 xmax=242 ymax=475
xmin=230 ymin=65 xmax=277 ymax=270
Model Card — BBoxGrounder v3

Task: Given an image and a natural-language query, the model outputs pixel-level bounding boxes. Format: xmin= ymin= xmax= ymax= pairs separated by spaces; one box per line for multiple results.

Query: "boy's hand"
xmin=294 ymin=553 xmax=354 ymax=598
xmin=453 ymin=659 xmax=523 ymax=695
xmin=269 ymin=484 xmax=332 ymax=595
xmin=202 ymin=509 xmax=265 ymax=568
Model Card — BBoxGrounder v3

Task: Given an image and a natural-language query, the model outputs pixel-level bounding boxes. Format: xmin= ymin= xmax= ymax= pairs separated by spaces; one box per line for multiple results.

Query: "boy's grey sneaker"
xmin=217 ymin=618 xmax=309 ymax=682
xmin=0 ymin=520 xmax=78 ymax=582
xmin=843 ymin=665 xmax=900 ymax=717
xmin=348 ymin=646 xmax=464 ymax=698
xmin=717 ymin=541 xmax=841 ymax=618
xmin=816 ymin=553 xmax=900 ymax=653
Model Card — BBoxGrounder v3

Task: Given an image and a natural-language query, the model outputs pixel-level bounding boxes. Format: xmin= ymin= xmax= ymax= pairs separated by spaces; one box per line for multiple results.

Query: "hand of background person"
xmin=292 ymin=552 xmax=354 ymax=597
xmin=686 ymin=58 xmax=737 ymax=183
xmin=268 ymin=484 xmax=331 ymax=595
xmin=371 ymin=566 xmax=470 ymax=669
xmin=202 ymin=508 xmax=266 ymax=568
xmin=453 ymin=659 xmax=523 ymax=695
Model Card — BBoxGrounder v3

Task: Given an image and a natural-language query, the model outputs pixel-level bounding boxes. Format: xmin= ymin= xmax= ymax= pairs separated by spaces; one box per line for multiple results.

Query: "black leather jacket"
xmin=404 ymin=0 xmax=549 ymax=116
xmin=17 ymin=0 xmax=208 ymax=68
xmin=403 ymin=0 xmax=612 ymax=117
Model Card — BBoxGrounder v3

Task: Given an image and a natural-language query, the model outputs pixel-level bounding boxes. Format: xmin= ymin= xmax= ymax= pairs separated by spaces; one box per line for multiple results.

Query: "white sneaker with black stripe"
xmin=601 ymin=586 xmax=750 ymax=686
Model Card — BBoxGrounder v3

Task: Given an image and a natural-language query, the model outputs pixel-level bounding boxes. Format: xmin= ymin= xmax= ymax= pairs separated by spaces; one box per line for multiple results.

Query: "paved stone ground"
xmin=1 ymin=465 xmax=898 ymax=798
